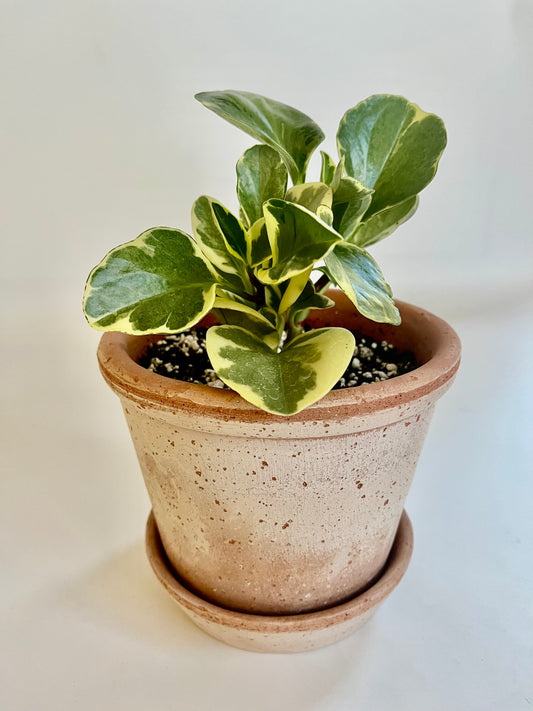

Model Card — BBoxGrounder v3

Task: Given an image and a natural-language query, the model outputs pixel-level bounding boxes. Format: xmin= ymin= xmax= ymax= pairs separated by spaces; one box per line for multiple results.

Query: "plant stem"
xmin=314 ymin=273 xmax=331 ymax=293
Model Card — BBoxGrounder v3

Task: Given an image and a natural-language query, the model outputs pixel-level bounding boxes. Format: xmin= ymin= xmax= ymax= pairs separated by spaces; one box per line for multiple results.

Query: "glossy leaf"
xmin=191 ymin=196 xmax=252 ymax=292
xmin=206 ymin=325 xmax=355 ymax=415
xmin=195 ymin=89 xmax=325 ymax=184
xmin=332 ymin=177 xmax=373 ymax=239
xmin=213 ymin=294 xmax=280 ymax=349
xmin=236 ymin=145 xmax=288 ymax=227
xmin=320 ymin=151 xmax=335 ymax=185
xmin=290 ymin=280 xmax=335 ymax=325
xmin=256 ymin=199 xmax=343 ymax=284
xmin=83 ymin=228 xmax=217 ymax=334
xmin=324 ymin=242 xmax=400 ymax=324
xmin=285 ymin=182 xmax=333 ymax=213
xmin=337 ymin=94 xmax=447 ymax=216
xmin=353 ymin=196 xmax=419 ymax=248
xmin=246 ymin=217 xmax=271 ymax=267
xmin=278 ymin=268 xmax=312 ymax=314
xmin=317 ymin=204 xmax=334 ymax=226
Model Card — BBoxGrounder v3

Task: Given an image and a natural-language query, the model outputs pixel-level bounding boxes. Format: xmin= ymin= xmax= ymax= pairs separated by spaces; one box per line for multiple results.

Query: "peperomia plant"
xmin=83 ymin=90 xmax=446 ymax=416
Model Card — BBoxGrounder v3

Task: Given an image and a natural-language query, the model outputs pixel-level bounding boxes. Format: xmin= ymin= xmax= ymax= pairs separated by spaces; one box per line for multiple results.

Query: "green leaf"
xmin=320 ymin=151 xmax=336 ymax=185
xmin=246 ymin=217 xmax=271 ymax=267
xmin=278 ymin=268 xmax=312 ymax=314
xmin=289 ymin=280 xmax=335 ymax=326
xmin=83 ymin=227 xmax=217 ymax=334
xmin=337 ymin=94 xmax=447 ymax=216
xmin=285 ymin=182 xmax=333 ymax=213
xmin=256 ymin=199 xmax=343 ymax=284
xmin=319 ymin=152 xmax=344 ymax=192
xmin=324 ymin=242 xmax=400 ymax=324
xmin=316 ymin=205 xmax=334 ymax=227
xmin=213 ymin=293 xmax=281 ymax=349
xmin=206 ymin=325 xmax=355 ymax=415
xmin=353 ymin=196 xmax=419 ymax=248
xmin=195 ymin=89 xmax=325 ymax=184
xmin=191 ymin=196 xmax=252 ymax=292
xmin=236 ymin=145 xmax=288 ymax=227
xmin=332 ymin=177 xmax=373 ymax=239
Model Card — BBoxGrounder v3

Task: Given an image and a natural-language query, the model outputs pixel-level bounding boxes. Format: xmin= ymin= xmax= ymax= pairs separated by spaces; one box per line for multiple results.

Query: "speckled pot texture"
xmin=98 ymin=291 xmax=460 ymax=619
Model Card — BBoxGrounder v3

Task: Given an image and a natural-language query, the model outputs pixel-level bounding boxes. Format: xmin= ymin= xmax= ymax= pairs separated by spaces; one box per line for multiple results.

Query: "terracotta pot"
xmin=98 ymin=291 xmax=460 ymax=615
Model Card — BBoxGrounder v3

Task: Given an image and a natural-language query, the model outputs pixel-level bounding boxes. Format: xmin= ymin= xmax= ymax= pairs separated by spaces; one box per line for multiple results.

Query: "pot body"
xmin=98 ymin=292 xmax=460 ymax=614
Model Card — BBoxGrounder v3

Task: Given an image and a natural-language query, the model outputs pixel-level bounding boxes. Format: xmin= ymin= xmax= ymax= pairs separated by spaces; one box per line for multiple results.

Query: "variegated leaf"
xmin=256 ymin=199 xmax=343 ymax=284
xmin=317 ymin=204 xmax=334 ymax=226
xmin=278 ymin=268 xmax=312 ymax=314
xmin=353 ymin=195 xmax=419 ymax=248
xmin=285 ymin=182 xmax=333 ymax=213
xmin=206 ymin=325 xmax=355 ymax=415
xmin=83 ymin=227 xmax=217 ymax=334
xmin=195 ymin=89 xmax=325 ymax=184
xmin=332 ymin=177 xmax=373 ymax=239
xmin=191 ymin=196 xmax=252 ymax=292
xmin=236 ymin=145 xmax=288 ymax=227
xmin=290 ymin=280 xmax=335 ymax=325
xmin=320 ymin=151 xmax=336 ymax=185
xmin=213 ymin=295 xmax=281 ymax=349
xmin=324 ymin=242 xmax=400 ymax=324
xmin=246 ymin=217 xmax=271 ymax=267
xmin=337 ymin=94 xmax=447 ymax=216
xmin=319 ymin=152 xmax=344 ymax=192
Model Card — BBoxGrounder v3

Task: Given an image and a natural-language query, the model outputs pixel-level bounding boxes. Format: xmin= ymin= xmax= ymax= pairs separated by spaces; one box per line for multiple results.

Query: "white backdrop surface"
xmin=1 ymin=1 xmax=532 ymax=709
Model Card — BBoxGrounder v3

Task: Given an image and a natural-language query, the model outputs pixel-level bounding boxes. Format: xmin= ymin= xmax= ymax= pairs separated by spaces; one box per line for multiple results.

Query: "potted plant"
xmin=83 ymin=90 xmax=460 ymax=653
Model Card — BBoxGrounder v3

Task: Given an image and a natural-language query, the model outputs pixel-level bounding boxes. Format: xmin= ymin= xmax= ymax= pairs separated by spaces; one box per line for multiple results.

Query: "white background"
xmin=1 ymin=1 xmax=532 ymax=709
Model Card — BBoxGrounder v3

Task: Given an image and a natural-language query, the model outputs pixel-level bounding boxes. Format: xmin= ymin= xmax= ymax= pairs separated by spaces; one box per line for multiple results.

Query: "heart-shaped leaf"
xmin=324 ymin=242 xmax=400 ymax=324
xmin=337 ymin=94 xmax=446 ymax=216
xmin=83 ymin=228 xmax=217 ymax=334
xmin=236 ymin=145 xmax=288 ymax=227
xmin=353 ymin=195 xmax=419 ymax=248
xmin=196 ymin=89 xmax=325 ymax=184
xmin=256 ymin=199 xmax=343 ymax=284
xmin=206 ymin=325 xmax=355 ymax=415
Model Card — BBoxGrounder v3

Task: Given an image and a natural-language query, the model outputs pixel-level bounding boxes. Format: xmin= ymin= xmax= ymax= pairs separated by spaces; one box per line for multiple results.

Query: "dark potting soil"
xmin=138 ymin=328 xmax=418 ymax=390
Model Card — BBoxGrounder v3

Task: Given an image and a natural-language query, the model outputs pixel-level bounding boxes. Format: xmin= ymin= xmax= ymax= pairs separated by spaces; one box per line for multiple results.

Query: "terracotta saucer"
xmin=145 ymin=510 xmax=413 ymax=653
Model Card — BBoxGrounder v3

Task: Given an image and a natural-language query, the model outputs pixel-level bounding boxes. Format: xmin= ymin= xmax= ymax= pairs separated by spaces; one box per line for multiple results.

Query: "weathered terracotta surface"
xmin=146 ymin=509 xmax=414 ymax=653
xmin=98 ymin=291 xmax=460 ymax=615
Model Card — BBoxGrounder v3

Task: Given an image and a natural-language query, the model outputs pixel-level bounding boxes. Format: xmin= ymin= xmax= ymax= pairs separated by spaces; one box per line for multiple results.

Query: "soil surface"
xmin=139 ymin=328 xmax=418 ymax=389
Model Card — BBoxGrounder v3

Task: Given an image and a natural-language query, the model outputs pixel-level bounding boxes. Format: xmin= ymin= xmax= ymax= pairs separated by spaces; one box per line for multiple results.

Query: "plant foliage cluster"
xmin=83 ymin=90 xmax=446 ymax=415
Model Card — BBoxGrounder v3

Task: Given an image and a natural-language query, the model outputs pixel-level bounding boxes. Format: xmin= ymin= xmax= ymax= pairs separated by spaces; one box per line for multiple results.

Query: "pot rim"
xmin=97 ymin=290 xmax=461 ymax=422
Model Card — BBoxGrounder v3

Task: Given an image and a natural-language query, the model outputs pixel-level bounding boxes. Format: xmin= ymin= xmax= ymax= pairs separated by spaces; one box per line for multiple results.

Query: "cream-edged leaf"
xmin=353 ymin=195 xmax=419 ymax=248
xmin=256 ymin=199 xmax=343 ymax=284
xmin=213 ymin=296 xmax=281 ymax=349
xmin=83 ymin=227 xmax=217 ymax=334
xmin=196 ymin=89 xmax=325 ymax=184
xmin=317 ymin=204 xmax=334 ymax=226
xmin=320 ymin=151 xmax=336 ymax=185
xmin=332 ymin=177 xmax=373 ymax=239
xmin=337 ymin=94 xmax=446 ymax=216
xmin=324 ymin=242 xmax=400 ymax=324
xmin=278 ymin=268 xmax=312 ymax=314
xmin=285 ymin=182 xmax=333 ymax=213
xmin=206 ymin=325 xmax=355 ymax=415
xmin=290 ymin=280 xmax=335 ymax=326
xmin=191 ymin=196 xmax=252 ymax=292
xmin=246 ymin=217 xmax=272 ymax=267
